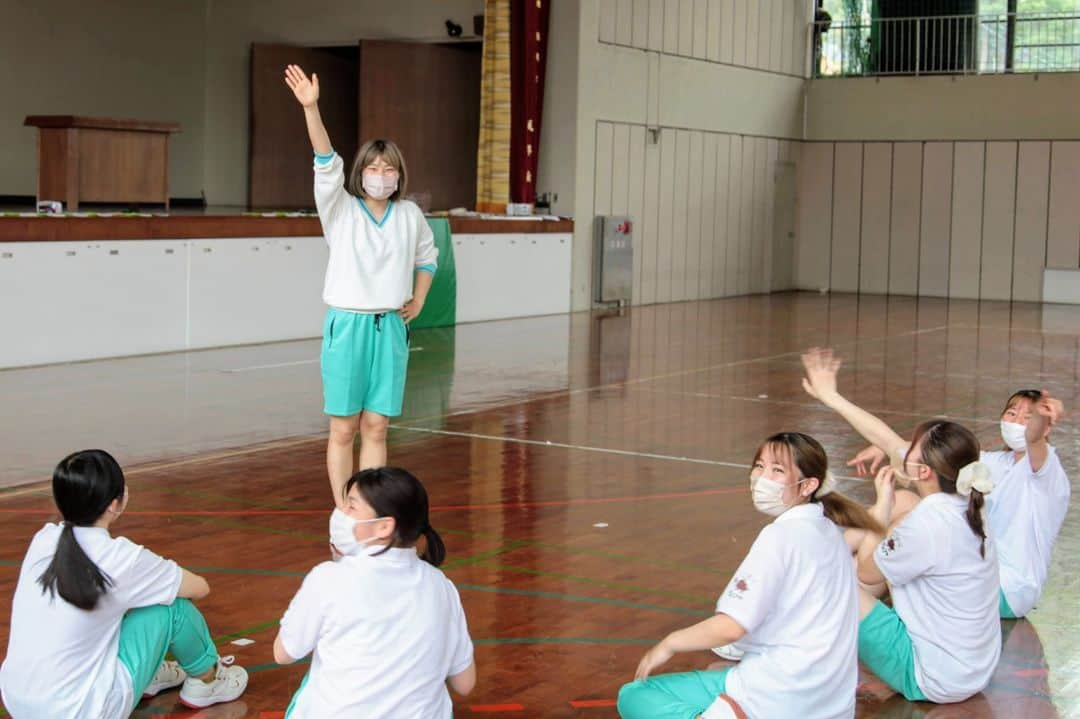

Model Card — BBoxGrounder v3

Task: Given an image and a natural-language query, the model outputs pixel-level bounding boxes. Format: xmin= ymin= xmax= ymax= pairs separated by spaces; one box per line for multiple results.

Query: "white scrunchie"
xmin=817 ymin=470 xmax=838 ymax=497
xmin=956 ymin=461 xmax=994 ymax=497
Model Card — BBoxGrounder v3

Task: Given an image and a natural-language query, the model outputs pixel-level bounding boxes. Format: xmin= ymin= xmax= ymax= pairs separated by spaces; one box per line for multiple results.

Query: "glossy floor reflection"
xmin=1 ymin=292 xmax=1078 ymax=718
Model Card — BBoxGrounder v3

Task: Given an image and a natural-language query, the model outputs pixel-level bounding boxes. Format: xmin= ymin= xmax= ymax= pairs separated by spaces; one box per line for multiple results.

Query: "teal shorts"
xmin=999 ymin=589 xmax=1018 ymax=619
xmin=321 ymin=307 xmax=409 ymax=417
xmin=858 ymin=600 xmax=928 ymax=701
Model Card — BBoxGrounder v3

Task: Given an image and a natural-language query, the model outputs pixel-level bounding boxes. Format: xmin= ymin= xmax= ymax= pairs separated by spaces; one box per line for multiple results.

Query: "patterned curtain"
xmin=476 ymin=0 xmax=512 ymax=213
xmin=510 ymin=0 xmax=550 ymax=204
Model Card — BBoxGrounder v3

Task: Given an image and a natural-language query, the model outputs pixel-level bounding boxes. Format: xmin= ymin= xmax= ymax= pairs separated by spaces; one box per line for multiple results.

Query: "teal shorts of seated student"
xmin=999 ymin=589 xmax=1018 ymax=619
xmin=321 ymin=307 xmax=409 ymax=418
xmin=858 ymin=600 xmax=928 ymax=702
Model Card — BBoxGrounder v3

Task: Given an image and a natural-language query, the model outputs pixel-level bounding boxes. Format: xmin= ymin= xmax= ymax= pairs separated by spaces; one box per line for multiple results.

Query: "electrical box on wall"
xmin=593 ymin=215 xmax=633 ymax=305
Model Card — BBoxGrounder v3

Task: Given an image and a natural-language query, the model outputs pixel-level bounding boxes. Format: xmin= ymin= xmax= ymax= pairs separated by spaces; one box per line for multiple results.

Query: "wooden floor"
xmin=1 ymin=292 xmax=1078 ymax=718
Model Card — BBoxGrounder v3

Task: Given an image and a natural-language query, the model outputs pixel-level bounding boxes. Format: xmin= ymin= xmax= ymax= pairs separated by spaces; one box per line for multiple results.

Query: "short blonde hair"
xmin=347 ymin=138 xmax=408 ymax=201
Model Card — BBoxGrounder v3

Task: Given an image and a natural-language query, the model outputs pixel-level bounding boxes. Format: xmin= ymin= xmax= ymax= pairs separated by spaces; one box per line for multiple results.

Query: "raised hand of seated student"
xmin=848 ymin=445 xmax=887 ymax=477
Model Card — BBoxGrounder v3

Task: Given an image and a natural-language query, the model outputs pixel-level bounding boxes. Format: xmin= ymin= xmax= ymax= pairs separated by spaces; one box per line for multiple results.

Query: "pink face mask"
xmin=362 ymin=172 xmax=398 ymax=200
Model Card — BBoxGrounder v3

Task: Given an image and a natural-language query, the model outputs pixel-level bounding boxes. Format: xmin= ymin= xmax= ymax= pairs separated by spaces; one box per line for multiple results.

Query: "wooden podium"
xmin=24 ymin=116 xmax=181 ymax=211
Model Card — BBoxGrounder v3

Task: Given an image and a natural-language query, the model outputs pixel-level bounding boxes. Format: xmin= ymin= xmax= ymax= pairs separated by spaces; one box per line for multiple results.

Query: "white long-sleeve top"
xmin=314 ymin=152 xmax=437 ymax=312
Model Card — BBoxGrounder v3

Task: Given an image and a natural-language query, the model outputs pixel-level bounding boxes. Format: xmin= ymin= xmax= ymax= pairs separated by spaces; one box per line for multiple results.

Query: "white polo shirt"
xmin=982 ymin=447 xmax=1070 ymax=616
xmin=875 ymin=492 xmax=1001 ymax=703
xmin=0 ymin=524 xmax=182 ymax=719
xmin=279 ymin=545 xmax=473 ymax=719
xmin=716 ymin=503 xmax=858 ymax=719
xmin=314 ymin=153 xmax=437 ymax=312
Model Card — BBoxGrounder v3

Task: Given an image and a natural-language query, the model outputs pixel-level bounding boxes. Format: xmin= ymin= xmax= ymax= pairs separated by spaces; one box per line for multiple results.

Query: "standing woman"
xmin=285 ymin=64 xmax=439 ymax=506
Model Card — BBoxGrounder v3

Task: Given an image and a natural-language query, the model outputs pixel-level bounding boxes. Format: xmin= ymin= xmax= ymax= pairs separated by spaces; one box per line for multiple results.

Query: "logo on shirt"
xmin=880 ymin=535 xmax=900 ymax=557
xmin=726 ymin=576 xmax=750 ymax=600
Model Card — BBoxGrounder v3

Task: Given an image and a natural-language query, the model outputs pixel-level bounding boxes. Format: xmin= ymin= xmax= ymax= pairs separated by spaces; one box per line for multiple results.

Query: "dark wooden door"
xmin=249 ymin=44 xmax=358 ymax=209
xmin=358 ymin=41 xmax=481 ymax=211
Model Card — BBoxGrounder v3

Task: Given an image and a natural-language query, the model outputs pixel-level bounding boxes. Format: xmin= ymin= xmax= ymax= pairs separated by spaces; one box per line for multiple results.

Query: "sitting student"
xmin=618 ymin=432 xmax=881 ymax=719
xmin=801 ymin=348 xmax=1001 ymax=703
xmin=0 ymin=450 xmax=247 ymax=717
xmin=845 ymin=388 xmax=1068 ymax=619
xmin=274 ymin=467 xmax=475 ymax=718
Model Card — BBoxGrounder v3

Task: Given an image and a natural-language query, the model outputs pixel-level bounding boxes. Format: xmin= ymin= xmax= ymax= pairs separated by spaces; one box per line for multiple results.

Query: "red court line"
xmin=0 ymin=486 xmax=745 ymax=516
xmin=570 ymin=698 xmax=618 ymax=708
xmin=469 ymin=704 xmax=525 ymax=712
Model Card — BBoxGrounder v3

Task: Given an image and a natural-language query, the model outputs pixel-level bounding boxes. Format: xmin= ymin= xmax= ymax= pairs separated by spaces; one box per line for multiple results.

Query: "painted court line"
xmin=389 ymin=426 xmax=756 ymax=468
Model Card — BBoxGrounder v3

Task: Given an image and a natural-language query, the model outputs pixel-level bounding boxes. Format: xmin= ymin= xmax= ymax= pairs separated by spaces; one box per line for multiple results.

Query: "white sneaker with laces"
xmin=178 ymin=656 xmax=249 ymax=709
xmin=710 ymin=644 xmax=745 ymax=661
xmin=142 ymin=660 xmax=187 ymax=697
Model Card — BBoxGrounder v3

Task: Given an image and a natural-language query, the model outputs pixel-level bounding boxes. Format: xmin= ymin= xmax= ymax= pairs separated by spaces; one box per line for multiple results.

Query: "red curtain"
xmin=509 ymin=0 xmax=550 ymax=205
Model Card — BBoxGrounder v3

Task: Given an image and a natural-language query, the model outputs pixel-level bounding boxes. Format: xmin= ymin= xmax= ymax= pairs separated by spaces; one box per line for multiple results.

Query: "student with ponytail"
xmin=801 ymin=349 xmax=1001 ymax=704
xmin=0 ymin=450 xmax=248 ymax=718
xmin=274 ymin=467 xmax=475 ymax=718
xmin=618 ymin=432 xmax=877 ymax=719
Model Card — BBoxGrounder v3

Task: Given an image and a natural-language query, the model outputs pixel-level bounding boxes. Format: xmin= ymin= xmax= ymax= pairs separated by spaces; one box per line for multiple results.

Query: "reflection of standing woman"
xmin=285 ymin=65 xmax=438 ymax=505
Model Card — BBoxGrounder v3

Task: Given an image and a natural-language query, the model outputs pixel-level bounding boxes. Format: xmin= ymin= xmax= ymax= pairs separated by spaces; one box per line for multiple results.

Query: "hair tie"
xmin=956 ymin=461 xmax=994 ymax=497
xmin=816 ymin=470 xmax=837 ymax=497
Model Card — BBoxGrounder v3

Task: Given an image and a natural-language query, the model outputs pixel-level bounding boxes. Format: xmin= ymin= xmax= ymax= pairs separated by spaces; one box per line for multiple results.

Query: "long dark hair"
xmin=37 ymin=450 xmax=126 ymax=609
xmin=909 ymin=420 xmax=987 ymax=558
xmin=345 ymin=467 xmax=445 ymax=567
xmin=754 ymin=432 xmax=884 ymax=535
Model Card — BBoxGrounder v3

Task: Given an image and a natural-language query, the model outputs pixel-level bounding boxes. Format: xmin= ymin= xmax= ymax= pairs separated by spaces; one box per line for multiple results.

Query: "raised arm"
xmin=801 ymin=348 xmax=907 ymax=454
xmin=284 ymin=64 xmax=331 ymax=154
xmin=1025 ymin=391 xmax=1065 ymax=473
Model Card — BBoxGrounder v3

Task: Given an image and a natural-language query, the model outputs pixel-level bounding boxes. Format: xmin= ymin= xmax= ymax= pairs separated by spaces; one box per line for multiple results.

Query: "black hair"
xmin=37 ymin=450 xmax=126 ymax=609
xmin=344 ymin=467 xmax=445 ymax=567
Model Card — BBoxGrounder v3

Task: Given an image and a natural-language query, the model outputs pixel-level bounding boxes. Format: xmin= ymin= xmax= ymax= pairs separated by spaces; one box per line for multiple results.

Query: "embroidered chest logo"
xmin=880 ymin=536 xmax=900 ymax=557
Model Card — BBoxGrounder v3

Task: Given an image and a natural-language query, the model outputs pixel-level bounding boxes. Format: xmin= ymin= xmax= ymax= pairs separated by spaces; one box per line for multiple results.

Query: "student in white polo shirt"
xmin=0 ymin=450 xmax=248 ymax=718
xmin=982 ymin=389 xmax=1068 ymax=618
xmin=618 ymin=432 xmax=882 ymax=719
xmin=274 ymin=467 xmax=475 ymax=718
xmin=844 ymin=386 xmax=1068 ymax=620
xmin=801 ymin=348 xmax=1001 ymax=703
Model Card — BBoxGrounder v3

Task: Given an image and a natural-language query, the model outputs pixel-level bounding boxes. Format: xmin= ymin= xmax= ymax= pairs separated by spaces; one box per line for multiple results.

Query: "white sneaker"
xmin=710 ymin=644 xmax=745 ymax=661
xmin=142 ymin=660 xmax=187 ymax=697
xmin=178 ymin=656 xmax=249 ymax=709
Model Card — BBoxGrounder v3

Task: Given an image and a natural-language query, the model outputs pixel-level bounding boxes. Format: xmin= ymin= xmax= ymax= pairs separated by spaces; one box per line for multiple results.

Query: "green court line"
xmin=473 ymin=563 xmax=715 ymax=606
xmin=183 ymin=515 xmax=325 ymax=542
xmin=213 ymin=618 xmax=282 ymax=645
xmin=239 ymin=637 xmax=660 ymax=675
xmin=456 ymin=584 xmax=711 ymax=617
xmin=473 ymin=636 xmax=656 ymax=646
xmin=151 ymin=484 xmax=301 ymax=511
xmin=439 ymin=527 xmax=731 ymax=577
xmin=441 ymin=539 xmax=533 ymax=569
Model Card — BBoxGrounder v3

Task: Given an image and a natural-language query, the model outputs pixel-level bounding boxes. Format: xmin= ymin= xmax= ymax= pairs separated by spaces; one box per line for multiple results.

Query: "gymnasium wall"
xmin=542 ymin=0 xmax=814 ymax=311
xmin=796 ymin=74 xmax=1080 ymax=302
xmin=201 ymin=0 xmax=484 ymax=206
xmin=0 ymin=0 xmax=483 ymax=204
xmin=0 ymin=0 xmax=209 ymax=199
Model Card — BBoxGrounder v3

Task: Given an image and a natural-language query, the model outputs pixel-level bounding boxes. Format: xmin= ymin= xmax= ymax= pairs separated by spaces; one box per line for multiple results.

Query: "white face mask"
xmin=362 ymin=172 xmax=398 ymax=200
xmin=1000 ymin=420 xmax=1027 ymax=452
xmin=329 ymin=507 xmax=383 ymax=556
xmin=751 ymin=474 xmax=810 ymax=517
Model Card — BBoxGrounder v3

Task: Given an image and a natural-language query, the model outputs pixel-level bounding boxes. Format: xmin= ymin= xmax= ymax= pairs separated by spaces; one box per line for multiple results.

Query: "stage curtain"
xmin=510 ymin=0 xmax=550 ymax=204
xmin=476 ymin=0 xmax=512 ymax=213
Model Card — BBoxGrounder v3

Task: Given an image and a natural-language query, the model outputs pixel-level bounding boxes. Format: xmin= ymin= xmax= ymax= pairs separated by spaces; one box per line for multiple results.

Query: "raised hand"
xmin=801 ymin=347 xmax=842 ymax=403
xmin=873 ymin=465 xmax=897 ymax=519
xmin=1035 ymin=391 xmax=1065 ymax=426
xmin=847 ymin=444 xmax=887 ymax=477
xmin=284 ymin=64 xmax=319 ymax=107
